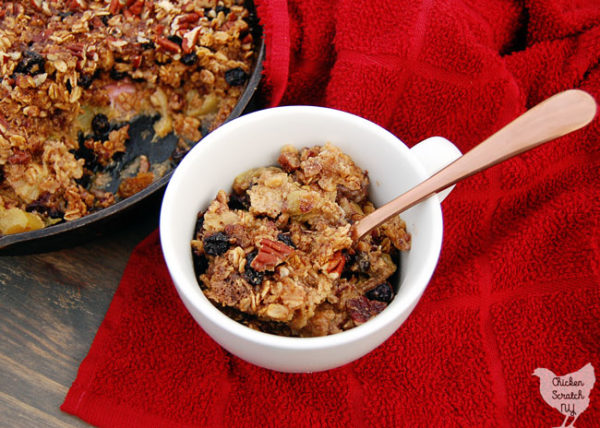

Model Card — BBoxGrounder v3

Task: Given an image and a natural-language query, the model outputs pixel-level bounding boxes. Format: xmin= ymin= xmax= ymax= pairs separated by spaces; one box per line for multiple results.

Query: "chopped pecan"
xmin=182 ymin=26 xmax=202 ymax=54
xmin=155 ymin=36 xmax=181 ymax=53
xmin=325 ymin=251 xmax=345 ymax=277
xmin=8 ymin=149 xmax=31 ymax=165
xmin=250 ymin=238 xmax=294 ymax=271
xmin=128 ymin=0 xmax=144 ymax=15
xmin=109 ymin=0 xmax=121 ymax=14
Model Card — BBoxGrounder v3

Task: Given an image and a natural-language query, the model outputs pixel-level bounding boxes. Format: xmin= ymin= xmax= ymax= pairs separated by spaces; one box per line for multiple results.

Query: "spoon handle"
xmin=352 ymin=89 xmax=597 ymax=240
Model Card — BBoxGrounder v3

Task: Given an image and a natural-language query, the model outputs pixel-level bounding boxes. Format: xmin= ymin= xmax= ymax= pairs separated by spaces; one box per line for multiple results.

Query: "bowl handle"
xmin=409 ymin=136 xmax=462 ymax=203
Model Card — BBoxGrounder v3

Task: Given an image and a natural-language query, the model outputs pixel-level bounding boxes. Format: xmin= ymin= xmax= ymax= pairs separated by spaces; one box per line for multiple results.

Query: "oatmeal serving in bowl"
xmin=0 ymin=0 xmax=258 ymax=236
xmin=192 ymin=143 xmax=411 ymax=337
xmin=160 ymin=106 xmax=461 ymax=372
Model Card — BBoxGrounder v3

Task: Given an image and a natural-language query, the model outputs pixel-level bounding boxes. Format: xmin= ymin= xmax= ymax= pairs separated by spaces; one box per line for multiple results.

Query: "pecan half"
xmin=250 ymin=238 xmax=294 ymax=271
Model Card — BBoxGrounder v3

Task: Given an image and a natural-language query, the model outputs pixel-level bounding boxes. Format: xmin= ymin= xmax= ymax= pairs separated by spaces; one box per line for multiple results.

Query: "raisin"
xmin=193 ymin=253 xmax=209 ymax=276
xmin=228 ymin=192 xmax=250 ymax=211
xmin=79 ymin=74 xmax=93 ymax=88
xmin=180 ymin=52 xmax=198 ymax=66
xmin=101 ymin=15 xmax=110 ymax=26
xmin=277 ymin=232 xmax=295 ymax=248
xmin=14 ymin=51 xmax=45 ymax=76
xmin=0 ymin=166 xmax=4 ymax=183
xmin=167 ymin=35 xmax=183 ymax=46
xmin=91 ymin=114 xmax=110 ymax=139
xmin=141 ymin=41 xmax=155 ymax=50
xmin=203 ymin=232 xmax=230 ymax=255
xmin=244 ymin=251 xmax=264 ymax=286
xmin=224 ymin=67 xmax=248 ymax=86
xmin=365 ymin=283 xmax=394 ymax=303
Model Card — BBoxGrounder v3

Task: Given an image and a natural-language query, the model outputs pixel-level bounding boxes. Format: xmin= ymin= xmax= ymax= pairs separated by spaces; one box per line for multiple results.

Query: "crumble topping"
xmin=0 ymin=0 xmax=257 ymax=235
xmin=191 ymin=144 xmax=411 ymax=337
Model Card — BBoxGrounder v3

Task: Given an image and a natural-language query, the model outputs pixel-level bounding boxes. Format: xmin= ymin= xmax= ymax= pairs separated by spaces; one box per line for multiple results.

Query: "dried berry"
xmin=193 ymin=253 xmax=209 ymax=276
xmin=277 ymin=232 xmax=295 ymax=248
xmin=79 ymin=74 xmax=93 ymax=88
xmin=180 ymin=52 xmax=198 ymax=66
xmin=228 ymin=192 xmax=250 ymax=211
xmin=215 ymin=5 xmax=230 ymax=14
xmin=167 ymin=35 xmax=183 ymax=46
xmin=244 ymin=251 xmax=264 ymax=286
xmin=109 ymin=68 xmax=126 ymax=80
xmin=91 ymin=114 xmax=110 ymax=139
xmin=365 ymin=283 xmax=394 ymax=303
xmin=14 ymin=51 xmax=45 ymax=76
xmin=347 ymin=296 xmax=387 ymax=324
xmin=225 ymin=67 xmax=248 ymax=86
xmin=141 ymin=41 xmax=155 ymax=50
xmin=203 ymin=232 xmax=230 ymax=255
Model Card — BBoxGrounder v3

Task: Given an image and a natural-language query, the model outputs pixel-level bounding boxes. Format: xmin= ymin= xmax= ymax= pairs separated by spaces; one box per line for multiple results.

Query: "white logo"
xmin=532 ymin=363 xmax=595 ymax=427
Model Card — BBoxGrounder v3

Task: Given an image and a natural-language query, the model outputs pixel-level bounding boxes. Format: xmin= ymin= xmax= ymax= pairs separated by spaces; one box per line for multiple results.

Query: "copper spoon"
xmin=351 ymin=89 xmax=597 ymax=240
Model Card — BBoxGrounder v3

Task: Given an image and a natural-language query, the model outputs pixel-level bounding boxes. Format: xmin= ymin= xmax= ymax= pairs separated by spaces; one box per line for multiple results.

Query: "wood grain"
xmin=0 ymin=206 xmax=160 ymax=427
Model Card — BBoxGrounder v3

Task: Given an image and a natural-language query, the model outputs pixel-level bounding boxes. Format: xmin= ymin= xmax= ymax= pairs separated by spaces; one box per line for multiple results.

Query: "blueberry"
xmin=91 ymin=114 xmax=110 ymax=138
xmin=224 ymin=67 xmax=248 ymax=86
xmin=14 ymin=51 xmax=45 ymax=76
xmin=228 ymin=192 xmax=250 ymax=211
xmin=180 ymin=52 xmax=198 ymax=66
xmin=244 ymin=251 xmax=264 ymax=286
xmin=277 ymin=232 xmax=294 ymax=248
xmin=167 ymin=35 xmax=183 ymax=46
xmin=79 ymin=74 xmax=93 ymax=88
xmin=203 ymin=232 xmax=230 ymax=256
xmin=365 ymin=283 xmax=394 ymax=303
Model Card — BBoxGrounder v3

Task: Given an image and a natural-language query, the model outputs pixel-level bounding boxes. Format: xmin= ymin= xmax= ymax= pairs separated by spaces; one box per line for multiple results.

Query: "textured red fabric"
xmin=62 ymin=0 xmax=600 ymax=426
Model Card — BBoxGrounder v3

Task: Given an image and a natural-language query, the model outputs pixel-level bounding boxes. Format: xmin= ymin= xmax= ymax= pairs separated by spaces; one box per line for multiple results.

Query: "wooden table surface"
xmin=0 ymin=203 xmax=161 ymax=427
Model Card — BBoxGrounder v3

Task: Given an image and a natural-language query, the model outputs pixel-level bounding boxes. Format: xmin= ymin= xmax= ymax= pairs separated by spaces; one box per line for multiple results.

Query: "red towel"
xmin=62 ymin=0 xmax=600 ymax=426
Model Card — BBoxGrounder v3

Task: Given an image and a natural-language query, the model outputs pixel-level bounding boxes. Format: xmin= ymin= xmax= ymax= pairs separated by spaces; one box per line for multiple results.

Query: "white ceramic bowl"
xmin=160 ymin=106 xmax=461 ymax=372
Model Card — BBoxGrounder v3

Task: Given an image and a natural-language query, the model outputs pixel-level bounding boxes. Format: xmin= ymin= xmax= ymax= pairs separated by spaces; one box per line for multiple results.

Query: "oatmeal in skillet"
xmin=0 ymin=0 xmax=256 ymax=234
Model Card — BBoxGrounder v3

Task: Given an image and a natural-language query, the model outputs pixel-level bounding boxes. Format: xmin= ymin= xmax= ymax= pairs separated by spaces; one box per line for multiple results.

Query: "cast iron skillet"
xmin=0 ymin=41 xmax=265 ymax=255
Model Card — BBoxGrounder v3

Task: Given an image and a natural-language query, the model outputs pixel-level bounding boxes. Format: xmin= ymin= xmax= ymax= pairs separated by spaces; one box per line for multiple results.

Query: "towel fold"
xmin=62 ymin=0 xmax=600 ymax=426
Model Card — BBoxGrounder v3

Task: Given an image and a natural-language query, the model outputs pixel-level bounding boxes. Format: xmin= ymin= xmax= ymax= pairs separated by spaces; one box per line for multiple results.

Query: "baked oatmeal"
xmin=0 ymin=0 xmax=257 ymax=235
xmin=191 ymin=143 xmax=411 ymax=337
